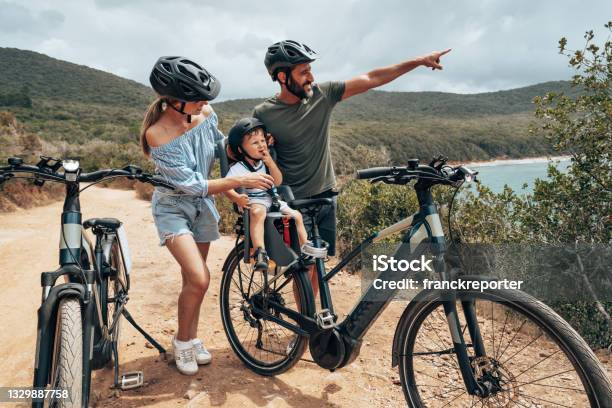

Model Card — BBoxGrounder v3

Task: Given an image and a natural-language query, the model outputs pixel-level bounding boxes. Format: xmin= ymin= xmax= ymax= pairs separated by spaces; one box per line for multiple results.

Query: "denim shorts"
xmin=151 ymin=191 xmax=220 ymax=246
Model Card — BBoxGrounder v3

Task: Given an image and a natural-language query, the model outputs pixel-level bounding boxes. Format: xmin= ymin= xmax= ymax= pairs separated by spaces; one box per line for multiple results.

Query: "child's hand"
xmin=236 ymin=194 xmax=250 ymax=212
xmin=261 ymin=146 xmax=274 ymax=165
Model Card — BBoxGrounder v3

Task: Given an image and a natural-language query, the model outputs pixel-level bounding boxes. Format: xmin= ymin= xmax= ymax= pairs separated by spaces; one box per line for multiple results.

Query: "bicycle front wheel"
xmin=220 ymin=243 xmax=314 ymax=376
xmin=397 ymin=289 xmax=612 ymax=407
xmin=48 ymin=297 xmax=83 ymax=407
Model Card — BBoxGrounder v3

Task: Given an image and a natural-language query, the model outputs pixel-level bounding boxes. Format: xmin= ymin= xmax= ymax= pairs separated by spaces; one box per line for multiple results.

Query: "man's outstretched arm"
xmin=341 ymin=49 xmax=452 ymax=100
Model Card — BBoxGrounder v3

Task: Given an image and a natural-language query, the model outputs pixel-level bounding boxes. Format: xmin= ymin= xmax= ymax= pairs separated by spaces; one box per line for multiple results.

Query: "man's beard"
xmin=287 ymin=77 xmax=313 ymax=100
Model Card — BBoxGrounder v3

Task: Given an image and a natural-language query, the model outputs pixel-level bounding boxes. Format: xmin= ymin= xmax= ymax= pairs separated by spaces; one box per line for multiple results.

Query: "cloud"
xmin=0 ymin=1 xmax=64 ymax=34
xmin=1 ymin=0 xmax=610 ymax=100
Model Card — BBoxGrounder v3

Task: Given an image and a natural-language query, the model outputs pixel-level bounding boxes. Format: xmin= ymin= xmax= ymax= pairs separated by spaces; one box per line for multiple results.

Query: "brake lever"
xmin=370 ymin=176 xmax=414 ymax=185
xmin=429 ymin=155 xmax=448 ymax=170
xmin=369 ymin=176 xmax=387 ymax=184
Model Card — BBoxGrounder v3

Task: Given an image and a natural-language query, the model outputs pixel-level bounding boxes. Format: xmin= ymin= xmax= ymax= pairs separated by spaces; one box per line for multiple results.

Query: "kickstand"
xmin=122 ymin=308 xmax=167 ymax=354
xmin=111 ymin=308 xmax=167 ymax=390
xmin=112 ymin=339 xmax=120 ymax=389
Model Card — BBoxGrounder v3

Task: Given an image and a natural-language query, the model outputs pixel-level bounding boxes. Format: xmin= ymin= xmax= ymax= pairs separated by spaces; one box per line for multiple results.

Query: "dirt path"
xmin=0 ymin=187 xmax=610 ymax=407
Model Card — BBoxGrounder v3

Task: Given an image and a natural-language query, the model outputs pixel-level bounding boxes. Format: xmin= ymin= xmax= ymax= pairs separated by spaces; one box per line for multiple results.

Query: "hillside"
xmin=0 ymin=47 xmax=573 ymax=171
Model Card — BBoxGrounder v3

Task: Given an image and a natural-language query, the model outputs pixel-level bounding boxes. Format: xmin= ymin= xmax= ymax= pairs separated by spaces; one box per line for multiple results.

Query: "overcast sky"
xmin=2 ymin=0 xmax=610 ymax=100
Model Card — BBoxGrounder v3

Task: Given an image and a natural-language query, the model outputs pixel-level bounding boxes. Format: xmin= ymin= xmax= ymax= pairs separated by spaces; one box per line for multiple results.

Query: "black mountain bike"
xmin=218 ymin=152 xmax=612 ymax=407
xmin=0 ymin=156 xmax=171 ymax=407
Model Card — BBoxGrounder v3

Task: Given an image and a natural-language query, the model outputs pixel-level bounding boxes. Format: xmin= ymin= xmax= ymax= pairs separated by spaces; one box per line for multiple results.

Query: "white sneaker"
xmin=191 ymin=338 xmax=212 ymax=365
xmin=172 ymin=336 xmax=198 ymax=375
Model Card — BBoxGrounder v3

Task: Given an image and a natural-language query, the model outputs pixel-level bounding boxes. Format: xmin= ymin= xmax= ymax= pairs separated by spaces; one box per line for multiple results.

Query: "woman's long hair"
xmin=140 ymin=96 xmax=170 ymax=156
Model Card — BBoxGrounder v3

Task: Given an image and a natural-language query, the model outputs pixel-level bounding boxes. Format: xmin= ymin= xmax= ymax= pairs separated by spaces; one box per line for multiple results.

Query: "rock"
xmin=183 ymin=389 xmax=198 ymax=400
xmin=90 ymin=391 xmax=102 ymax=404
xmin=145 ymin=342 xmax=154 ymax=349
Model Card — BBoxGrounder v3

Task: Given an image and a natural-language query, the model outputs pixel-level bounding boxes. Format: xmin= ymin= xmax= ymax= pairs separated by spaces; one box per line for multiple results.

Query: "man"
xmin=253 ymin=40 xmax=451 ymax=263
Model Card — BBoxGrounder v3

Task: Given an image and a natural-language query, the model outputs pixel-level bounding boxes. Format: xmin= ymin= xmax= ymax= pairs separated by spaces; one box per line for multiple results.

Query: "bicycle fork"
xmin=441 ymin=292 xmax=488 ymax=397
xmin=32 ymin=266 xmax=96 ymax=408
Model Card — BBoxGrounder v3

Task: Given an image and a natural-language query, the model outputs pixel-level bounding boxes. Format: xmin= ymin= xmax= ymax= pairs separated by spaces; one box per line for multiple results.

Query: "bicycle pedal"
xmin=120 ymin=371 xmax=144 ymax=390
xmin=316 ymin=308 xmax=337 ymax=329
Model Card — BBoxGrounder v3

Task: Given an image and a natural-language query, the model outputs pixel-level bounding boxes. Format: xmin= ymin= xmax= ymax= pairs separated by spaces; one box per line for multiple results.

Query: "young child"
xmin=224 ymin=117 xmax=309 ymax=271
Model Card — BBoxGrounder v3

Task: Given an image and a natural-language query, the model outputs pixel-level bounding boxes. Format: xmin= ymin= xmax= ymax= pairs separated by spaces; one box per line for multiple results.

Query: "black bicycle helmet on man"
xmin=264 ymin=40 xmax=318 ymax=100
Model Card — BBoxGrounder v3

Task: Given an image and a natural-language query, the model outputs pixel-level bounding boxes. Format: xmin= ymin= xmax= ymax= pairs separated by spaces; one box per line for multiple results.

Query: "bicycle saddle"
xmin=83 ymin=218 xmax=122 ymax=230
xmin=288 ymin=198 xmax=333 ymax=210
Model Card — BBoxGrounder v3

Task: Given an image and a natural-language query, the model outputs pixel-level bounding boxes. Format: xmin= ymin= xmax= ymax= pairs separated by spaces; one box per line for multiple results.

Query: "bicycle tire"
xmin=397 ymin=288 xmax=612 ymax=407
xmin=48 ymin=298 xmax=83 ymax=407
xmin=92 ymin=240 xmax=126 ymax=369
xmin=220 ymin=243 xmax=315 ymax=376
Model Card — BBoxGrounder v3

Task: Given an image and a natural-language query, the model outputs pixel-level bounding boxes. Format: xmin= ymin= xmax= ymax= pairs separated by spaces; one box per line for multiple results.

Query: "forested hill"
xmin=0 ymin=47 xmax=153 ymax=105
xmin=0 ymin=47 xmax=574 ymax=171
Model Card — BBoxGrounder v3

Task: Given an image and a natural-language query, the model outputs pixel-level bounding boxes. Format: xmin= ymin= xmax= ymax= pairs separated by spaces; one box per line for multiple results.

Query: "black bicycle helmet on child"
xmin=264 ymin=40 xmax=318 ymax=81
xmin=150 ymin=56 xmax=221 ymax=102
xmin=228 ymin=118 xmax=267 ymax=159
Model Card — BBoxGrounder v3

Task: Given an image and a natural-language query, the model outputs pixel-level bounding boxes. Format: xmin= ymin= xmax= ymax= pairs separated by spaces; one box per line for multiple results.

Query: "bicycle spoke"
xmin=517 ymin=391 xmax=574 ymax=408
xmin=500 ymin=331 xmax=543 ymax=366
xmin=491 ymin=300 xmax=495 ymax=360
xmin=513 ymin=349 xmax=559 ymax=379
xmin=494 ymin=309 xmax=511 ymax=361
xmin=438 ymin=388 xmax=468 ymax=407
xmin=496 ymin=318 xmax=528 ymax=361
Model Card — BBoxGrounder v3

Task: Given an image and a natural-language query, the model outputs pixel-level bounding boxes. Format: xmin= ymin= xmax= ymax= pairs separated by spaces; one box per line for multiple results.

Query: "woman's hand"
xmin=240 ymin=173 xmax=275 ymax=190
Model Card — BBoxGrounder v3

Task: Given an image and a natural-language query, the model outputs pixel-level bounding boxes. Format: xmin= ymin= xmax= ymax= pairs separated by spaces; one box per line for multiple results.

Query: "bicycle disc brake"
xmin=471 ymin=356 xmax=519 ymax=406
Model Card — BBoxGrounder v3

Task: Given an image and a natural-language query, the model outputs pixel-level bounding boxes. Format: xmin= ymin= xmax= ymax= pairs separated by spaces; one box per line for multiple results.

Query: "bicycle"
xmin=0 ymin=156 xmax=173 ymax=407
xmin=217 ymin=148 xmax=612 ymax=407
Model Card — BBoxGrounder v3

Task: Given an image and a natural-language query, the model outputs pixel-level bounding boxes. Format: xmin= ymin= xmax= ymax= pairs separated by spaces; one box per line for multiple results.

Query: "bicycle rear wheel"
xmin=397 ymin=289 xmax=612 ymax=407
xmin=92 ymin=240 xmax=126 ymax=369
xmin=220 ymin=243 xmax=314 ymax=376
xmin=47 ymin=297 xmax=82 ymax=407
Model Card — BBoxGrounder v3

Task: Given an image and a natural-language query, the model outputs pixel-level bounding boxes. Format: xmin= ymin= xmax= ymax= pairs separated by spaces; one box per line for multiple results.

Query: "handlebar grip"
xmin=356 ymin=167 xmax=393 ymax=179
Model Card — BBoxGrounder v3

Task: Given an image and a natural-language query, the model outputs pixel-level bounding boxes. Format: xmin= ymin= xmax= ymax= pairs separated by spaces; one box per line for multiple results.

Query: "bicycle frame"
xmin=250 ymin=187 xmax=487 ymax=395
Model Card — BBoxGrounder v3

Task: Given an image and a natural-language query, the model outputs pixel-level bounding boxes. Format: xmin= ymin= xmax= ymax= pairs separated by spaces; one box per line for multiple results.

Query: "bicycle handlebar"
xmin=356 ymin=161 xmax=478 ymax=188
xmin=0 ymin=158 xmax=176 ymax=190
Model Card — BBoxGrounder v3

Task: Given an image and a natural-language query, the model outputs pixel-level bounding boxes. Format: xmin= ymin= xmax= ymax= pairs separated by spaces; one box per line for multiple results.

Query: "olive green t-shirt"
xmin=252 ymin=81 xmax=345 ymax=199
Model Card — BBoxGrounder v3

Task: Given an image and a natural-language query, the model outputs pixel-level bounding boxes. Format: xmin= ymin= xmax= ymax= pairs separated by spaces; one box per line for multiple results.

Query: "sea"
xmin=465 ymin=157 xmax=571 ymax=194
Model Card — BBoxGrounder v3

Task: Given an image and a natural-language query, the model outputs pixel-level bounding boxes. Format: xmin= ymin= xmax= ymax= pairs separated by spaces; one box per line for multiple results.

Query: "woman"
xmin=141 ymin=56 xmax=274 ymax=375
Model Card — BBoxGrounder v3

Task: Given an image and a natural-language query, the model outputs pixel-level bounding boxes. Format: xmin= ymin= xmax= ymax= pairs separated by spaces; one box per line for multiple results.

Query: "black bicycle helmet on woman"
xmin=228 ymin=117 xmax=267 ymax=160
xmin=149 ymin=56 xmax=221 ymax=122
xmin=264 ymin=40 xmax=318 ymax=82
